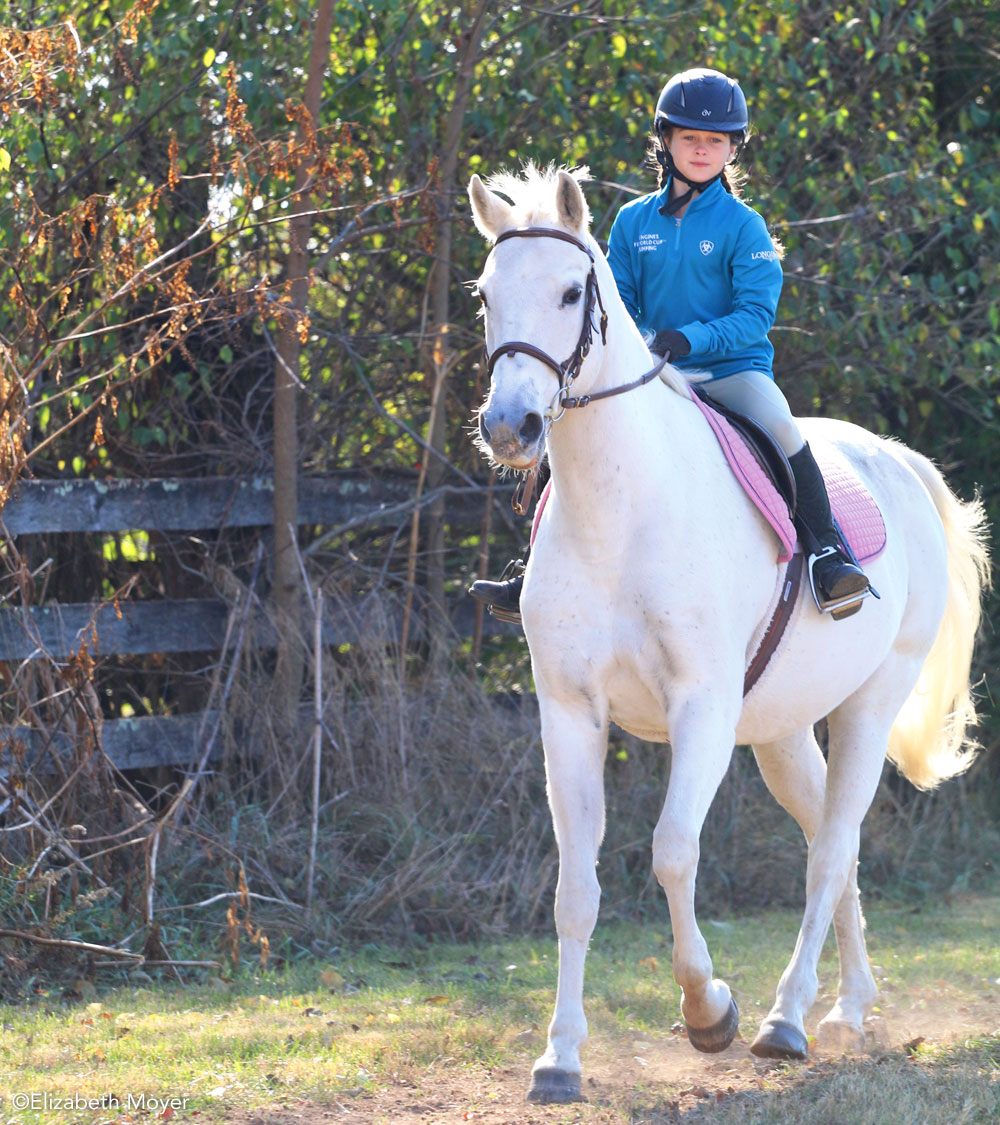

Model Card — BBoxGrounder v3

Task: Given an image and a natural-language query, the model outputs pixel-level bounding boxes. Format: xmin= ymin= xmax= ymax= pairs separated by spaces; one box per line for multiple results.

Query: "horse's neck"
xmin=544 ymin=343 xmax=707 ymax=545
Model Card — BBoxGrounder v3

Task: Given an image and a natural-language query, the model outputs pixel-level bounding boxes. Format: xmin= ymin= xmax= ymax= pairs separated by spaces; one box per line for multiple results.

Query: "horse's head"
xmin=469 ymin=166 xmax=601 ymax=470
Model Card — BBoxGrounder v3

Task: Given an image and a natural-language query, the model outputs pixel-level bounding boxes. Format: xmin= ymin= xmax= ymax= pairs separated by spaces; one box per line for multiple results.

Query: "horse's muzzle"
xmin=478 ymin=406 xmax=544 ymax=468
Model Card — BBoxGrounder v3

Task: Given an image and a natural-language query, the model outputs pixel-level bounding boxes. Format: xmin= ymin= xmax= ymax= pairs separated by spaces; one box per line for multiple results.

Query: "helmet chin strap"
xmin=655 ymin=145 xmax=722 ymax=217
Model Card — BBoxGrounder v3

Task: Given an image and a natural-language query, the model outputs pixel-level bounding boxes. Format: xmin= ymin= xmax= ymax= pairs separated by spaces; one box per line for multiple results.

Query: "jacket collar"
xmin=659 ymin=175 xmax=725 ymax=213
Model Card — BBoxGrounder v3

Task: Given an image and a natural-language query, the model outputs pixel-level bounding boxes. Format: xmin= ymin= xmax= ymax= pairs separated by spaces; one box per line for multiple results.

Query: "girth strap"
xmin=743 ymin=552 xmax=804 ymax=696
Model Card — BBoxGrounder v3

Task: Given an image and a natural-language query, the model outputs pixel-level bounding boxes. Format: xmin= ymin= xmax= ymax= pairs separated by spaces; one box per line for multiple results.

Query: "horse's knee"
xmin=652 ymin=827 xmax=699 ymax=891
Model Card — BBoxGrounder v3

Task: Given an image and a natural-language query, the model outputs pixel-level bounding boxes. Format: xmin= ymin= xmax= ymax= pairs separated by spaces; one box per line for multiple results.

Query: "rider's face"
xmin=665 ymin=129 xmax=735 ymax=185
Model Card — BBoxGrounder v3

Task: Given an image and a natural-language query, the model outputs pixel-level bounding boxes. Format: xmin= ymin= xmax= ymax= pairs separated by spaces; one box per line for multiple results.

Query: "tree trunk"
xmin=272 ymin=0 xmax=335 ymax=720
xmin=421 ymin=0 xmax=492 ymax=661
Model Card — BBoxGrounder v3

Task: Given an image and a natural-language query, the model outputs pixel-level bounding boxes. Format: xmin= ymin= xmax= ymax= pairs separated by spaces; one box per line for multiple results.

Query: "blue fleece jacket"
xmin=607 ymin=177 xmax=783 ymax=380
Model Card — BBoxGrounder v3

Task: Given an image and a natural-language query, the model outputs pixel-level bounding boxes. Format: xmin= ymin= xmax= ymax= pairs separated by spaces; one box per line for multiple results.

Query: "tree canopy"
xmin=2 ymin=1 xmax=996 ymax=504
xmin=0 ymin=0 xmax=997 ymax=953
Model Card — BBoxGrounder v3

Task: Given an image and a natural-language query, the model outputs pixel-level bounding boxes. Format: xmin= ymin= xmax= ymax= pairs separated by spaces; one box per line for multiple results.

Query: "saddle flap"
xmin=690 ymin=388 xmax=887 ymax=566
xmin=692 ymin=386 xmax=797 ymax=513
xmin=690 ymin=389 xmax=797 ymax=562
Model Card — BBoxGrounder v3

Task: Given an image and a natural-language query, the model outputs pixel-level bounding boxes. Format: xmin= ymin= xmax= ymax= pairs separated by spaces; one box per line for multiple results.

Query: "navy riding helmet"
xmin=654 ymin=68 xmax=749 ymax=141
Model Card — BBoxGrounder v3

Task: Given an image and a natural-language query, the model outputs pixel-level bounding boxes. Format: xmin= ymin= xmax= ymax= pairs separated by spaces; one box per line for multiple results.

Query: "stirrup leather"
xmin=806 ymin=547 xmax=873 ymax=620
xmin=496 ymin=557 xmax=526 ymax=583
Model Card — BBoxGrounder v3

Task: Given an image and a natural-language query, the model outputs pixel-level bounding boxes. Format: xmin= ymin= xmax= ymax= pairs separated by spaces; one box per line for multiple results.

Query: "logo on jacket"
xmin=699 ymin=240 xmax=715 ymax=255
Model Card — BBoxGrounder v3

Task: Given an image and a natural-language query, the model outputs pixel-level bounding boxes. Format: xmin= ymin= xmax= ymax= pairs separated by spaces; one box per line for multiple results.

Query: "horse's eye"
xmin=476 ymin=288 xmax=488 ymax=308
xmin=563 ymin=286 xmax=582 ymax=306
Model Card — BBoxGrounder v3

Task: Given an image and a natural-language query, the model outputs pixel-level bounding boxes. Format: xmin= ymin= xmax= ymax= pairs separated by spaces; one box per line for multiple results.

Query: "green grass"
xmin=0 ymin=895 xmax=998 ymax=1123
xmin=675 ymin=1039 xmax=1000 ymax=1124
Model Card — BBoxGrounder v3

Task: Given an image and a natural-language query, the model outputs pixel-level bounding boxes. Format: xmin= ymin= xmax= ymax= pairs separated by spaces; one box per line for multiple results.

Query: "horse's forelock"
xmin=484 ymin=163 xmax=592 ymax=234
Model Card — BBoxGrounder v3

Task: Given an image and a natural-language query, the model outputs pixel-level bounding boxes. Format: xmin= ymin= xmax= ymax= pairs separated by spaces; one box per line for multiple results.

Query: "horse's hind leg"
xmin=527 ymin=696 xmax=608 ymax=1104
xmin=814 ymin=860 xmax=876 ymax=1053
xmin=751 ymin=674 xmax=912 ymax=1061
xmin=751 ymin=728 xmax=876 ymax=1056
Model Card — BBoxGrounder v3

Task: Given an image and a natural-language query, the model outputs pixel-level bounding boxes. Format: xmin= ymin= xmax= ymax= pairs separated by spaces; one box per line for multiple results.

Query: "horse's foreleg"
xmin=527 ymin=696 xmax=608 ymax=1104
xmin=751 ymin=729 xmax=876 ymax=1057
xmin=653 ymin=696 xmax=739 ymax=1051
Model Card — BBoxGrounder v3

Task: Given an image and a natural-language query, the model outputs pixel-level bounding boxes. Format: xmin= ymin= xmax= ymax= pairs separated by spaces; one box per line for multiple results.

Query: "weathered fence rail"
xmin=1 ymin=474 xmax=492 ymax=535
xmin=0 ymin=593 xmax=498 ymax=661
xmin=0 ymin=475 xmax=519 ymax=774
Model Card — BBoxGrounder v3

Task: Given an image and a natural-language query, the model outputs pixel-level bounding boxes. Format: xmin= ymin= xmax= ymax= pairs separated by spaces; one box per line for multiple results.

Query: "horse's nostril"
xmin=519 ymin=412 xmax=544 ymax=446
xmin=478 ymin=413 xmax=492 ymax=446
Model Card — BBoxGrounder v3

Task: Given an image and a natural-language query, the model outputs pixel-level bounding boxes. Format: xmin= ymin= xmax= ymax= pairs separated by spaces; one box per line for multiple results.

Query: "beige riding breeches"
xmin=696 ymin=369 xmax=805 ymax=456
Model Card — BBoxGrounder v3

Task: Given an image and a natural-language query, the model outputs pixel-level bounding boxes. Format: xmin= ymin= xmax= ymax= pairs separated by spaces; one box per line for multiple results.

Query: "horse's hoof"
xmin=750 ymin=1018 xmax=809 ymax=1060
xmin=686 ymin=997 xmax=740 ymax=1053
xmin=526 ymin=1066 xmax=583 ymax=1104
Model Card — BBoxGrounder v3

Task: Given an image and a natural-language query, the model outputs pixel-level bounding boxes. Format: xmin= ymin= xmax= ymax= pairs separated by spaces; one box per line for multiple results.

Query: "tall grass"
xmin=195 ymin=589 xmax=999 ymax=944
xmin=2 ymin=586 xmax=996 ymax=994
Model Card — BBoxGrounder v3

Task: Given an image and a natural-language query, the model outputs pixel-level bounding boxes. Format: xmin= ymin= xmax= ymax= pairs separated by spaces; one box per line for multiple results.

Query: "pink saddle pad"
xmin=821 ymin=453 xmax=887 ymax=563
xmin=530 ymin=396 xmax=886 ymax=565
xmin=690 ymin=393 xmax=796 ymax=562
xmin=690 ymin=392 xmax=886 ymax=563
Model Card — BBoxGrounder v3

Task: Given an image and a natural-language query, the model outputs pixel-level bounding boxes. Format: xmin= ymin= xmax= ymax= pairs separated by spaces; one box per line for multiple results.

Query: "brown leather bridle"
xmin=482 ymin=226 xmax=667 ymax=418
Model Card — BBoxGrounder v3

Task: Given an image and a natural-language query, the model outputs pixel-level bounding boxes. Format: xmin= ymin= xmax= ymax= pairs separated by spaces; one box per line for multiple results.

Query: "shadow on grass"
xmin=605 ymin=1036 xmax=1000 ymax=1124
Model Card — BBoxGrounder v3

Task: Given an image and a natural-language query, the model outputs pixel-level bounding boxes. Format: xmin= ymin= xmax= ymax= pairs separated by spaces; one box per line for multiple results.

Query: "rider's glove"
xmin=650 ymin=329 xmax=691 ymax=362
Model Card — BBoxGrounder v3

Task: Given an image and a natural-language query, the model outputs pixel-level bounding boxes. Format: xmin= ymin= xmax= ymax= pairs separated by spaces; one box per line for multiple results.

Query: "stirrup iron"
xmin=806 ymin=547 xmax=874 ymax=620
xmin=487 ymin=604 xmax=523 ymax=625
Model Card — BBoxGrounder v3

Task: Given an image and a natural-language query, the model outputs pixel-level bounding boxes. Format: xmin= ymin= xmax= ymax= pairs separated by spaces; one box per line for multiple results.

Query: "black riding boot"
xmin=469 ymin=546 xmax=528 ymax=625
xmin=788 ymin=444 xmax=870 ymax=617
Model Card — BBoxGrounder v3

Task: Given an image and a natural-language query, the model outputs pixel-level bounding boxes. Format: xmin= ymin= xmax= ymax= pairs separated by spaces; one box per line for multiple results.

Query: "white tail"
xmin=888 ymin=448 xmax=991 ymax=789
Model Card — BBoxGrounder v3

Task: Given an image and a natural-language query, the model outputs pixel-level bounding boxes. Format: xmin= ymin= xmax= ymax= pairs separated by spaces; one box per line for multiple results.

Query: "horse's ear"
xmin=555 ymin=170 xmax=590 ymax=232
xmin=469 ymin=174 xmax=513 ymax=241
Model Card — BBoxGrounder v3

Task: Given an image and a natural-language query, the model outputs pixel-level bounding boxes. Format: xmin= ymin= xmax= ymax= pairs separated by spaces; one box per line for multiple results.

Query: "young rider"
xmin=471 ymin=67 xmax=869 ymax=621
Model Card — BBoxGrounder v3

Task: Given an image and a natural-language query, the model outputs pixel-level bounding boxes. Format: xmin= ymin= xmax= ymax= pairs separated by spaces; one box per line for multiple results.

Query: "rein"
xmin=484 ymin=226 xmax=667 ymax=421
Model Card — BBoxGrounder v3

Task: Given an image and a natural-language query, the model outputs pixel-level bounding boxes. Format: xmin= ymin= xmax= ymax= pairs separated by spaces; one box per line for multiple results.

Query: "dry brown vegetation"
xmin=1 ymin=0 xmax=998 ymax=995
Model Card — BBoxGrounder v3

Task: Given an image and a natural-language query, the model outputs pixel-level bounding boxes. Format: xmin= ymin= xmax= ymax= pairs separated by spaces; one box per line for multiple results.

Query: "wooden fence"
xmin=0 ymin=474 xmax=519 ymax=773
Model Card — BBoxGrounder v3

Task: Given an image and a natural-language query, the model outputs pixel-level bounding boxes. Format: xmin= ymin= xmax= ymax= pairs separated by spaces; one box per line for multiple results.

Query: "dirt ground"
xmin=220 ymin=989 xmax=999 ymax=1125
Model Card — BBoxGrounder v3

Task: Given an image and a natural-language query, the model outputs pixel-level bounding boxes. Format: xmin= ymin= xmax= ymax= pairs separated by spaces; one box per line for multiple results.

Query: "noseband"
xmin=482 ymin=227 xmax=666 ymax=420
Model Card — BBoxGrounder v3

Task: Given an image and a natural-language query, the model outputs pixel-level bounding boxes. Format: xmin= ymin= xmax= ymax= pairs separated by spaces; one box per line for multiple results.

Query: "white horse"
xmin=467 ymin=165 xmax=990 ymax=1104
